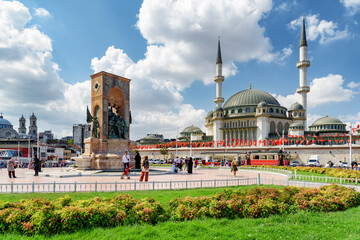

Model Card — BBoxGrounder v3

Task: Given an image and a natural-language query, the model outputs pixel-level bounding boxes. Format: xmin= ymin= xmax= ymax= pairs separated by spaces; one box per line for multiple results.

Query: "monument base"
xmin=75 ymin=137 xmax=134 ymax=170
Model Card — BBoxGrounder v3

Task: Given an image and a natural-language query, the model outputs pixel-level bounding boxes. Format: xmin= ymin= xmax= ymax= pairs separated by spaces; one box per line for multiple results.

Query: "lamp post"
xmin=350 ymin=123 xmax=353 ymax=168
xmin=175 ymin=127 xmax=178 ymax=157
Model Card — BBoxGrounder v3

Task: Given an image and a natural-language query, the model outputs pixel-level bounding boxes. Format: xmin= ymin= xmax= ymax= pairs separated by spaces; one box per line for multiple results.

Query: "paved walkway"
xmin=0 ymin=167 xmax=288 ymax=184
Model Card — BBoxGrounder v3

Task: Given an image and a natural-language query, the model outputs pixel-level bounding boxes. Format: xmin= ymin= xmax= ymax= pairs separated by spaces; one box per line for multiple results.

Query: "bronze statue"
xmin=87 ymin=106 xmax=100 ymax=138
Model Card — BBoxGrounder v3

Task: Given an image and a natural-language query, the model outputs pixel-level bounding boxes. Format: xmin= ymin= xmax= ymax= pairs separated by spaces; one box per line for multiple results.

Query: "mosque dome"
xmin=289 ymin=102 xmax=304 ymax=111
xmin=181 ymin=125 xmax=203 ymax=134
xmin=311 ymin=116 xmax=344 ymax=126
xmin=223 ymin=89 xmax=280 ymax=109
xmin=0 ymin=115 xmax=13 ymax=129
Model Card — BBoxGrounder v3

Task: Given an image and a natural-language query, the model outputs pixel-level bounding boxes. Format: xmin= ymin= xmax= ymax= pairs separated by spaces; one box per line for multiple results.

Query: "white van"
xmin=307 ymin=155 xmax=321 ymax=167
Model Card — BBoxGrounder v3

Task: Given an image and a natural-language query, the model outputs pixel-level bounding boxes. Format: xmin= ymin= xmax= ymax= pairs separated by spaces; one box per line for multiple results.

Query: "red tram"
xmin=241 ymin=151 xmax=290 ymax=166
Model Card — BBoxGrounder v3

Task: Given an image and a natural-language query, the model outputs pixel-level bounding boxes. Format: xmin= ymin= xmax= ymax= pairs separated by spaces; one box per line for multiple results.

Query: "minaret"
xmin=212 ymin=37 xmax=225 ymax=142
xmin=28 ymin=112 xmax=37 ymax=138
xmin=214 ymin=37 xmax=224 ymax=108
xmin=296 ymin=17 xmax=310 ymax=129
xmin=18 ymin=115 xmax=26 ymax=135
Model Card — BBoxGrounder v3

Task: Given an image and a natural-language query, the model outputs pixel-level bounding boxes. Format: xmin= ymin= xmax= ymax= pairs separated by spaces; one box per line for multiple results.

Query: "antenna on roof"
xmin=249 ymin=82 xmax=252 ymax=89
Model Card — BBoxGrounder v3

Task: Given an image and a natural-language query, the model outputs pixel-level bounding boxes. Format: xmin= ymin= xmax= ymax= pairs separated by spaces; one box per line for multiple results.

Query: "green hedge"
xmin=242 ymin=165 xmax=360 ymax=179
xmin=0 ymin=184 xmax=358 ymax=235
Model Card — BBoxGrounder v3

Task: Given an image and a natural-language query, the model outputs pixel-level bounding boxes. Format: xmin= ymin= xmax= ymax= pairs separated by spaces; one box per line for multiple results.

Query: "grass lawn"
xmin=1 ymin=205 xmax=359 ymax=240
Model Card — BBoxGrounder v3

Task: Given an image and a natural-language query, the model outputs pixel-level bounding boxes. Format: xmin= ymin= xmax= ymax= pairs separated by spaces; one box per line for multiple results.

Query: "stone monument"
xmin=75 ymin=71 xmax=134 ymax=170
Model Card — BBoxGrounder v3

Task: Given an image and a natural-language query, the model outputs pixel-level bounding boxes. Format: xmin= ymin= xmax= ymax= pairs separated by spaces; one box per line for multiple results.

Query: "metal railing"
xmin=291 ymin=174 xmax=359 ymax=185
xmin=0 ymin=178 xmax=258 ymax=194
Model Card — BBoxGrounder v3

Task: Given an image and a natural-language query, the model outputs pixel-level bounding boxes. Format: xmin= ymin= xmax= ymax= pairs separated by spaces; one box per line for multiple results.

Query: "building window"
xmin=276 ymin=109 xmax=279 ymax=113
xmin=245 ymin=108 xmax=250 ymax=112
xmin=239 ymin=109 xmax=242 ymax=113
xmin=270 ymin=108 xmax=273 ymax=113
xmin=262 ymin=109 xmax=265 ymax=113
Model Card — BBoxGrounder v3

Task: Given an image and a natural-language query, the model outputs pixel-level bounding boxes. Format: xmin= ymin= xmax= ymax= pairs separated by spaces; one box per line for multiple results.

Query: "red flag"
xmin=249 ymin=140 xmax=253 ymax=146
xmin=263 ymin=140 xmax=266 ymax=146
xmin=236 ymin=139 xmax=240 ymax=146
xmin=295 ymin=140 xmax=299 ymax=144
xmin=301 ymin=135 xmax=305 ymax=139
xmin=306 ymin=140 xmax=309 ymax=146
xmin=241 ymin=139 xmax=244 ymax=147
xmin=245 ymin=140 xmax=248 ymax=146
xmin=253 ymin=140 xmax=257 ymax=146
xmin=300 ymin=140 xmax=304 ymax=144
xmin=335 ymin=139 xmax=338 ymax=144
xmin=310 ymin=140 xmax=315 ymax=145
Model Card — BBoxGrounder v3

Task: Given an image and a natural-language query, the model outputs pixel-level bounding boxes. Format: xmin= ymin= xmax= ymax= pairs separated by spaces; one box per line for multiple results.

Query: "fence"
xmin=291 ymin=174 xmax=359 ymax=185
xmin=0 ymin=178 xmax=259 ymax=194
xmin=239 ymin=166 xmax=292 ymax=177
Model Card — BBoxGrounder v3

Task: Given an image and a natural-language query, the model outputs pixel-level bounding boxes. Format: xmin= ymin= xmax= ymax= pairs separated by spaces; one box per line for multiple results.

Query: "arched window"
xmin=239 ymin=109 xmax=242 ymax=113
xmin=276 ymin=109 xmax=279 ymax=113
xmin=294 ymin=112 xmax=297 ymax=117
xmin=262 ymin=109 xmax=265 ymax=113
xmin=270 ymin=108 xmax=273 ymax=113
xmin=277 ymin=122 xmax=283 ymax=133
xmin=246 ymin=108 xmax=250 ymax=112
xmin=270 ymin=121 xmax=276 ymax=134
xmin=231 ymin=109 xmax=235 ymax=114
xmin=284 ymin=123 xmax=290 ymax=133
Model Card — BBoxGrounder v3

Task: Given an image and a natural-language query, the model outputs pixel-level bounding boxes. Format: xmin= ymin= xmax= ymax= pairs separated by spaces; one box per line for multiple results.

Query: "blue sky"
xmin=0 ymin=0 xmax=359 ymax=140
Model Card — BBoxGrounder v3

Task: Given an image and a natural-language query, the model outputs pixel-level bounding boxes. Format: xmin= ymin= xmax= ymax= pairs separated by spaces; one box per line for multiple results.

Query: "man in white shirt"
xmin=121 ymin=151 xmax=130 ymax=179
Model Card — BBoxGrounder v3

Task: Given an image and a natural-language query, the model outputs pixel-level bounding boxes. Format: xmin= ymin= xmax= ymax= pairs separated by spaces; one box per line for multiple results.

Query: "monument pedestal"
xmin=75 ymin=137 xmax=134 ymax=170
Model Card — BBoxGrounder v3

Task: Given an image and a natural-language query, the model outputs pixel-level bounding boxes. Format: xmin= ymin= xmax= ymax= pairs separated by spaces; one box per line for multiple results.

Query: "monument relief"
xmin=75 ymin=71 xmax=134 ymax=170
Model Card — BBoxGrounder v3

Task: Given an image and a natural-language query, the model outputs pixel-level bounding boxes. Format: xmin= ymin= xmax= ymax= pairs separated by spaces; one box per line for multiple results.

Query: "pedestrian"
xmin=184 ymin=157 xmax=188 ymax=171
xmin=121 ymin=151 xmax=131 ymax=179
xmin=135 ymin=152 xmax=141 ymax=169
xmin=33 ymin=156 xmax=40 ymax=176
xmin=139 ymin=156 xmax=150 ymax=182
xmin=179 ymin=158 xmax=183 ymax=171
xmin=188 ymin=157 xmax=193 ymax=174
xmin=7 ymin=157 xmax=16 ymax=178
xmin=194 ymin=159 xmax=198 ymax=169
xmin=231 ymin=159 xmax=238 ymax=177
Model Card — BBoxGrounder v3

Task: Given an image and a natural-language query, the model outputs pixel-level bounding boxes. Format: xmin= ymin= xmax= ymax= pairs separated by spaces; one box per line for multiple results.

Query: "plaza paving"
xmin=0 ymin=166 xmax=288 ymax=184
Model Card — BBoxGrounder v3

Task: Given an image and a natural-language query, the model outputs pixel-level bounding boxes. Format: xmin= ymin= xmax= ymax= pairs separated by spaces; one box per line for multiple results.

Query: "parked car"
xmin=340 ymin=162 xmax=349 ymax=168
xmin=149 ymin=159 xmax=155 ymax=164
xmin=153 ymin=159 xmax=163 ymax=164
xmin=307 ymin=159 xmax=321 ymax=167
xmin=290 ymin=160 xmax=301 ymax=167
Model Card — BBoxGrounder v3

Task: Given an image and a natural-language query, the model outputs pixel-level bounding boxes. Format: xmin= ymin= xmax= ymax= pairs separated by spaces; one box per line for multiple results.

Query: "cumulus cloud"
xmin=91 ymin=0 xmax=296 ymax=139
xmin=275 ymin=0 xmax=297 ymax=12
xmin=289 ymin=14 xmax=349 ymax=44
xmin=274 ymin=74 xmax=355 ymax=109
xmin=0 ymin=0 xmax=88 ymax=137
xmin=34 ymin=7 xmax=50 ymax=17
xmin=341 ymin=0 xmax=360 ymax=15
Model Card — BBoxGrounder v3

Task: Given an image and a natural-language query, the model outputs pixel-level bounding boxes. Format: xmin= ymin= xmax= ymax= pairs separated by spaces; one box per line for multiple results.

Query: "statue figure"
xmin=121 ymin=119 xmax=128 ymax=139
xmin=87 ymin=106 xmax=100 ymax=138
xmin=108 ymin=116 xmax=117 ymax=138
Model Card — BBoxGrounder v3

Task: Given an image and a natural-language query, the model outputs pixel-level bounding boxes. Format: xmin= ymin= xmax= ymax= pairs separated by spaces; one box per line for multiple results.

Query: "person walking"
xmin=231 ymin=159 xmax=238 ymax=177
xmin=187 ymin=157 xmax=193 ymax=174
xmin=121 ymin=151 xmax=131 ymax=179
xmin=139 ymin=156 xmax=150 ymax=182
xmin=7 ymin=157 xmax=16 ymax=178
xmin=135 ymin=152 xmax=141 ymax=169
xmin=33 ymin=156 xmax=40 ymax=176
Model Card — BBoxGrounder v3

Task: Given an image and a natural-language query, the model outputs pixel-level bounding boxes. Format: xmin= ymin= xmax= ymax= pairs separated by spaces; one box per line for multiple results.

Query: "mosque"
xmin=139 ymin=18 xmax=360 ymax=165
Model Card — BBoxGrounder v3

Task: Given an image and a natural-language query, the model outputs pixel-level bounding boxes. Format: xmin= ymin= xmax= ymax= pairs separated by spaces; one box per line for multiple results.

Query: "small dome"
xmin=257 ymin=101 xmax=268 ymax=108
xmin=289 ymin=122 xmax=304 ymax=128
xmin=206 ymin=111 xmax=213 ymax=118
xmin=289 ymin=102 xmax=304 ymax=111
xmin=181 ymin=125 xmax=203 ymax=134
xmin=311 ymin=116 xmax=344 ymax=126
xmin=142 ymin=134 xmax=160 ymax=140
xmin=214 ymin=107 xmax=223 ymax=112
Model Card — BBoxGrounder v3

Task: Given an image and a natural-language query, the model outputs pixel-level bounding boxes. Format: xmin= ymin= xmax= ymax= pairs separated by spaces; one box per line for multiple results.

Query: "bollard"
xmin=214 ymin=179 xmax=216 ymax=187
xmin=134 ymin=181 xmax=136 ymax=191
xmin=53 ymin=181 xmax=56 ymax=193
xmin=32 ymin=182 xmax=35 ymax=193
xmin=257 ymin=174 xmax=261 ymax=185
xmin=201 ymin=179 xmax=203 ymax=188
xmin=11 ymin=182 xmax=13 ymax=194
xmin=170 ymin=180 xmax=172 ymax=190
xmin=115 ymin=181 xmax=117 ymax=192
xmin=95 ymin=182 xmax=97 ymax=192
xmin=74 ymin=181 xmax=77 ymax=192
xmin=186 ymin=180 xmax=188 ymax=189
xmin=153 ymin=181 xmax=155 ymax=190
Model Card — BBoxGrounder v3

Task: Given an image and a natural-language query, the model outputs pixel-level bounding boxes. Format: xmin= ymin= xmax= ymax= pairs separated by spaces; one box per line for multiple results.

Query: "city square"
xmin=1 ymin=0 xmax=360 ymax=239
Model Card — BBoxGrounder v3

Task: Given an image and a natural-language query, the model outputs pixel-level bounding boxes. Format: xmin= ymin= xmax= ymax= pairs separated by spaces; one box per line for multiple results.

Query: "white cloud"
xmin=91 ymin=0 xmax=296 ymax=139
xmin=347 ymin=81 xmax=360 ymax=89
xmin=0 ymin=0 xmax=87 ymax=138
xmin=289 ymin=14 xmax=349 ymax=44
xmin=275 ymin=74 xmax=355 ymax=109
xmin=34 ymin=7 xmax=50 ymax=17
xmin=275 ymin=0 xmax=297 ymax=11
xmin=341 ymin=0 xmax=360 ymax=15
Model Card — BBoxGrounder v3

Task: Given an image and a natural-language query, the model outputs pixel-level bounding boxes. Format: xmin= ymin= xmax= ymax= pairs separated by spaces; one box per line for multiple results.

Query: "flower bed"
xmin=0 ymin=184 xmax=358 ymax=235
xmin=242 ymin=165 xmax=360 ymax=179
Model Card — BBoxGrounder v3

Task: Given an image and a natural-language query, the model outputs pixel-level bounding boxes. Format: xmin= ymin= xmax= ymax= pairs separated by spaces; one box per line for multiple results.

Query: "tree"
xmin=159 ymin=147 xmax=168 ymax=161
